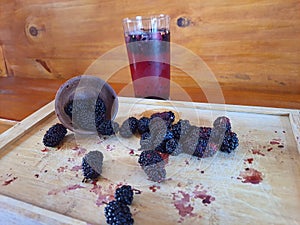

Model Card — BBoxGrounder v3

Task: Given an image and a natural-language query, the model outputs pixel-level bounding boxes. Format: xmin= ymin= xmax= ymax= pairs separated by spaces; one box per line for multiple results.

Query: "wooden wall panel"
xmin=0 ymin=0 xmax=299 ymax=94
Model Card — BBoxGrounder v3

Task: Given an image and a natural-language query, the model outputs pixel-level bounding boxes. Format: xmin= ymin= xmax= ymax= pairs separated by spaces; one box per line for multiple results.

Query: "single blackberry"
xmin=193 ymin=138 xmax=208 ymax=158
xmin=171 ymin=119 xmax=191 ymax=140
xmin=43 ymin=123 xmax=67 ymax=147
xmin=104 ymin=200 xmax=134 ymax=225
xmin=138 ymin=150 xmax=164 ymax=167
xmin=213 ymin=116 xmax=231 ymax=132
xmin=119 ymin=117 xmax=139 ymax=138
xmin=171 ymin=141 xmax=184 ymax=156
xmin=139 ymin=132 xmax=153 ymax=150
xmin=220 ymin=131 xmax=239 ymax=153
xmin=114 ymin=185 xmax=134 ymax=205
xmin=198 ymin=127 xmax=212 ymax=140
xmin=64 ymin=100 xmax=73 ymax=118
xmin=181 ymin=126 xmax=200 ymax=155
xmin=95 ymin=97 xmax=106 ymax=118
xmin=143 ymin=163 xmax=166 ymax=182
xmin=97 ymin=120 xmax=119 ymax=136
xmin=165 ymin=138 xmax=178 ymax=154
xmin=82 ymin=151 xmax=103 ymax=182
xmin=137 ymin=117 xmax=150 ymax=134
xmin=150 ymin=111 xmax=175 ymax=127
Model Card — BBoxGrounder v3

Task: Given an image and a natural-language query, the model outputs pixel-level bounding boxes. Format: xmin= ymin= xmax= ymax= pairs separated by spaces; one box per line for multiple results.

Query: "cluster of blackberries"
xmin=43 ymin=123 xmax=67 ymax=147
xmin=81 ymin=151 xmax=104 ymax=182
xmin=104 ymin=185 xmax=139 ymax=225
xmin=119 ymin=111 xmax=239 ymax=182
xmin=64 ymin=96 xmax=119 ymax=136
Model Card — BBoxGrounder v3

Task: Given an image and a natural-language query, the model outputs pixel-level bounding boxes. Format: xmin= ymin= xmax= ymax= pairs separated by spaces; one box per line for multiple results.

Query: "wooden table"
xmin=0 ymin=76 xmax=299 ymax=123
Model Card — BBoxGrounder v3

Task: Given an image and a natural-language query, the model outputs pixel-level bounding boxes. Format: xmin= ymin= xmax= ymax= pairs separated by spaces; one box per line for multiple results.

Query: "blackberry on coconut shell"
xmin=82 ymin=151 xmax=103 ymax=182
xmin=43 ymin=123 xmax=67 ymax=147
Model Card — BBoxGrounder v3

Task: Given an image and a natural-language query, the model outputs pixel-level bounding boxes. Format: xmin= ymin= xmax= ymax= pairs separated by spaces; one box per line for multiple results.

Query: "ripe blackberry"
xmin=43 ymin=123 xmax=67 ymax=147
xmin=213 ymin=116 xmax=231 ymax=132
xmin=138 ymin=150 xmax=166 ymax=182
xmin=82 ymin=151 xmax=103 ymax=182
xmin=220 ymin=131 xmax=239 ymax=153
xmin=165 ymin=138 xmax=178 ymax=154
xmin=181 ymin=126 xmax=200 ymax=155
xmin=64 ymin=97 xmax=107 ymax=131
xmin=119 ymin=117 xmax=139 ymax=138
xmin=114 ymin=185 xmax=134 ymax=205
xmin=138 ymin=150 xmax=164 ymax=167
xmin=150 ymin=111 xmax=175 ymax=127
xmin=137 ymin=117 xmax=150 ymax=134
xmin=171 ymin=119 xmax=191 ymax=140
xmin=139 ymin=132 xmax=153 ymax=150
xmin=143 ymin=163 xmax=166 ymax=182
xmin=97 ymin=120 xmax=119 ymax=136
xmin=171 ymin=141 xmax=184 ymax=156
xmin=64 ymin=100 xmax=73 ymax=118
xmin=104 ymin=200 xmax=134 ymax=225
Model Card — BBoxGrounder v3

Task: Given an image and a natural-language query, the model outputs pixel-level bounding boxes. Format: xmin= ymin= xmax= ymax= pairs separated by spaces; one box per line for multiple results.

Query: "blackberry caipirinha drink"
xmin=123 ymin=15 xmax=170 ymax=100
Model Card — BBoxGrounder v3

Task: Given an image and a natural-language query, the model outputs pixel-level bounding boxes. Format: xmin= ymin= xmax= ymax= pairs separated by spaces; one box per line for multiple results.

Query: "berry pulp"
xmin=124 ymin=29 xmax=170 ymax=100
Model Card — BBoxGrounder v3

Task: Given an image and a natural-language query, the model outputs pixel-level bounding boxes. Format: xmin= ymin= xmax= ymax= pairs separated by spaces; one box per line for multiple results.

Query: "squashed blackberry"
xmin=114 ymin=185 xmax=134 ymax=205
xmin=137 ymin=117 xmax=150 ymax=134
xmin=82 ymin=151 xmax=103 ymax=182
xmin=104 ymin=200 xmax=134 ymax=225
xmin=97 ymin=120 xmax=119 ymax=136
xmin=220 ymin=131 xmax=239 ymax=153
xmin=43 ymin=123 xmax=67 ymax=147
xmin=119 ymin=117 xmax=139 ymax=138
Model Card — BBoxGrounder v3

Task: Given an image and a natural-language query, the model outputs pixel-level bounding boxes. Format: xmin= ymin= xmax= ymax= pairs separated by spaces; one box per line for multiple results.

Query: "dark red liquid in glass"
xmin=125 ymin=29 xmax=170 ymax=99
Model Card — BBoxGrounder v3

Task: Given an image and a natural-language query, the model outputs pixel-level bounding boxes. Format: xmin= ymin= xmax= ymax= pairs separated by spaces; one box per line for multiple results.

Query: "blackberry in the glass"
xmin=82 ymin=151 xmax=103 ymax=182
xmin=119 ymin=117 xmax=139 ymax=138
xmin=104 ymin=200 xmax=134 ymax=225
xmin=220 ymin=131 xmax=239 ymax=153
xmin=97 ymin=120 xmax=119 ymax=136
xmin=114 ymin=185 xmax=134 ymax=205
xmin=137 ymin=117 xmax=150 ymax=134
xmin=43 ymin=123 xmax=67 ymax=147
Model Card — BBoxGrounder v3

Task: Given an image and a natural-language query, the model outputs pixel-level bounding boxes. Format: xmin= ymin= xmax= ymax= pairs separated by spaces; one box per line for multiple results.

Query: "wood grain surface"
xmin=0 ymin=97 xmax=299 ymax=225
xmin=0 ymin=0 xmax=299 ymax=110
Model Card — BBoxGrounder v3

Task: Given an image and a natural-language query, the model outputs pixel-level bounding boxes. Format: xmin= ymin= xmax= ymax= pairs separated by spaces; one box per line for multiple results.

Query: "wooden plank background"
xmin=0 ymin=0 xmax=299 ymax=94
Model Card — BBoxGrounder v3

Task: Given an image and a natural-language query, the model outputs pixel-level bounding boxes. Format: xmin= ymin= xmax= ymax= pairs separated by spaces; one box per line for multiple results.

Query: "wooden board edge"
xmin=289 ymin=111 xmax=300 ymax=154
xmin=0 ymin=101 xmax=55 ymax=150
xmin=0 ymin=194 xmax=87 ymax=225
xmin=118 ymin=97 xmax=297 ymax=115
xmin=0 ymin=118 xmax=18 ymax=126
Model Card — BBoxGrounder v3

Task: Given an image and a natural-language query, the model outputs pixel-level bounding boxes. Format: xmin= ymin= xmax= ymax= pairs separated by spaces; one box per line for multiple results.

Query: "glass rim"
xmin=122 ymin=14 xmax=170 ymax=23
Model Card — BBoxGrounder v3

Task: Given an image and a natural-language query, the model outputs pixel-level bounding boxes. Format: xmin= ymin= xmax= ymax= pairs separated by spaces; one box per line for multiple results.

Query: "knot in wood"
xmin=29 ymin=26 xmax=39 ymax=36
